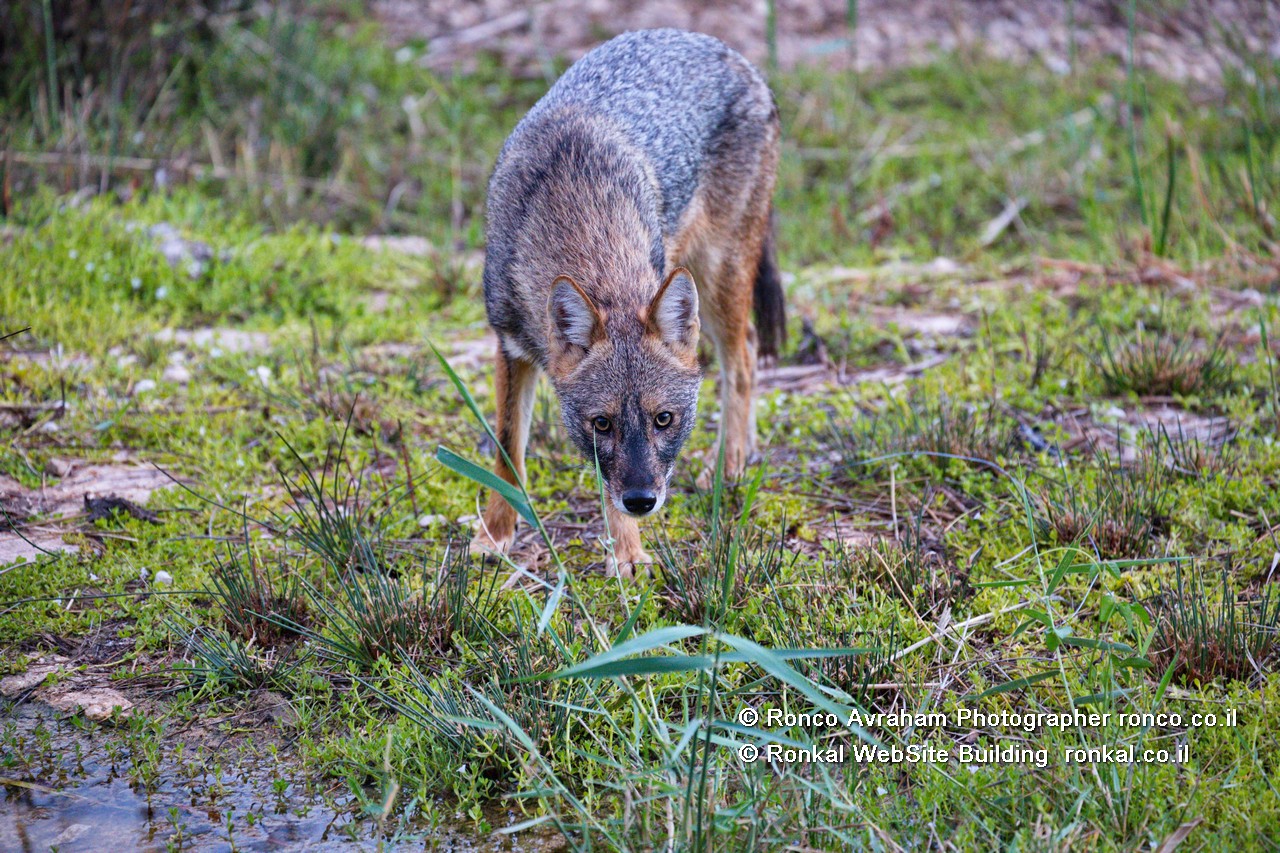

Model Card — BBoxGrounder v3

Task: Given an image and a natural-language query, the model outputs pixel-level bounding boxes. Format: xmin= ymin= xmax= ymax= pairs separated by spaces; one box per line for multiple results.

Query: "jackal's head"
xmin=546 ymin=267 xmax=701 ymax=519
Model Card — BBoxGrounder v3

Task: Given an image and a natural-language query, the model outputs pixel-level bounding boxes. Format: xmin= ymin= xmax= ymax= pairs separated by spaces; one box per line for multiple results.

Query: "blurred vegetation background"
xmin=1 ymin=0 xmax=1276 ymax=270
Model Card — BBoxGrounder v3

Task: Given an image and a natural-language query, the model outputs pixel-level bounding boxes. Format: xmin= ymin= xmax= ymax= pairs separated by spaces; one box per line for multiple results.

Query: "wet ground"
xmin=0 ymin=701 xmax=561 ymax=852
xmin=2 ymin=701 xmax=368 ymax=851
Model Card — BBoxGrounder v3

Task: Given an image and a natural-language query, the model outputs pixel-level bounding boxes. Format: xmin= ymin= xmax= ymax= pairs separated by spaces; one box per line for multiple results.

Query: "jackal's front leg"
xmin=603 ymin=504 xmax=653 ymax=579
xmin=472 ymin=351 xmax=538 ymax=557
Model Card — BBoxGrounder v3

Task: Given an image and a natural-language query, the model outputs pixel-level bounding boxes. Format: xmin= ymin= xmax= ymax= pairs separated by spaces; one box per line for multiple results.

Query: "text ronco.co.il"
xmin=764 ymin=708 xmax=1240 ymax=732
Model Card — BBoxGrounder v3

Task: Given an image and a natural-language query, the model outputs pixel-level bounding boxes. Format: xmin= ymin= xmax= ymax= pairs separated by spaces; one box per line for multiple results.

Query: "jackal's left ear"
xmin=646 ymin=267 xmax=699 ymax=352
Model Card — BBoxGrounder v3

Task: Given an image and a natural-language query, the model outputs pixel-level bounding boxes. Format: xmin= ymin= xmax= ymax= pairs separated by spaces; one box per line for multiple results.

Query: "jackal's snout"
xmin=620 ymin=490 xmax=657 ymax=516
xmin=613 ymin=467 xmax=667 ymax=517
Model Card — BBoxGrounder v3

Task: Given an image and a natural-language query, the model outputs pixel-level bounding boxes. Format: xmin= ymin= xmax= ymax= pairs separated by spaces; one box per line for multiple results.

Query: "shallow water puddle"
xmin=2 ymin=772 xmax=348 ymax=852
xmin=1 ymin=702 xmax=558 ymax=851
xmin=2 ymin=704 xmax=357 ymax=851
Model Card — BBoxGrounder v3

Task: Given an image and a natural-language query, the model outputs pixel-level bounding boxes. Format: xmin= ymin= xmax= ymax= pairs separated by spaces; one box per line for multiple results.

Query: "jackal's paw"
xmin=605 ymin=549 xmax=654 ymax=580
xmin=696 ymin=456 xmax=745 ymax=490
xmin=696 ymin=445 xmax=763 ymax=490
xmin=470 ymin=527 xmax=513 ymax=559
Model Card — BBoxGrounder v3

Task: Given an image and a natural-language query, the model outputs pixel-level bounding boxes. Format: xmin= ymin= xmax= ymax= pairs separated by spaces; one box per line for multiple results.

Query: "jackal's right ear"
xmin=549 ymin=275 xmax=605 ymax=356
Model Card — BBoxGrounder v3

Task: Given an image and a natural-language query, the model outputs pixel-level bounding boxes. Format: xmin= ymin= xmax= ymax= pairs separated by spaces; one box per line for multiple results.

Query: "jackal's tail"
xmin=753 ymin=209 xmax=786 ymax=360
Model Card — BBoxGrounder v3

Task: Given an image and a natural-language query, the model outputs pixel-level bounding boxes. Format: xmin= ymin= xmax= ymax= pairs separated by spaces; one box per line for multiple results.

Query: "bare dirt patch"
xmin=873 ymin=308 xmax=970 ymax=339
xmin=0 ymin=656 xmax=133 ymax=720
xmin=1049 ymin=403 xmax=1234 ymax=463
xmin=44 ymin=688 xmax=134 ymax=720
xmin=153 ymin=326 xmax=272 ymax=355
xmin=0 ymin=462 xmax=178 ymax=566
xmin=759 ymin=352 xmax=948 ymax=394
xmin=789 ymin=517 xmax=880 ymax=559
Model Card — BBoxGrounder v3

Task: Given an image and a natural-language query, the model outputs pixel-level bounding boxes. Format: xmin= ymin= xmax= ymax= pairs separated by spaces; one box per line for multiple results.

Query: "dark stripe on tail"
xmin=753 ymin=209 xmax=786 ymax=360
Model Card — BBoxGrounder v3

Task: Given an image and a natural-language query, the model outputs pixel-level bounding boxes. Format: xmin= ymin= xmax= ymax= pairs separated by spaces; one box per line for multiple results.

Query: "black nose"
xmin=622 ymin=490 xmax=657 ymax=515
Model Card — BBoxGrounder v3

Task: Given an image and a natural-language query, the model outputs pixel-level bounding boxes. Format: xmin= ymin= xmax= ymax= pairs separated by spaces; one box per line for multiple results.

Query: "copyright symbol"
xmin=739 ymin=743 xmax=759 ymax=763
xmin=738 ymin=706 xmax=759 ymax=727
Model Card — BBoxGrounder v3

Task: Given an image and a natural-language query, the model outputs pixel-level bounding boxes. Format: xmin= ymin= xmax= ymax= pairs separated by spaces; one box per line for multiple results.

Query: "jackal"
xmin=472 ymin=28 xmax=784 ymax=576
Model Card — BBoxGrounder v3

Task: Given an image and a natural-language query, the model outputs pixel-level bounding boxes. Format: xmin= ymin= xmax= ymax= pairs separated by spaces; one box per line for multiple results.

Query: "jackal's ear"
xmin=646 ymin=267 xmax=699 ymax=351
xmin=549 ymin=275 xmax=604 ymax=353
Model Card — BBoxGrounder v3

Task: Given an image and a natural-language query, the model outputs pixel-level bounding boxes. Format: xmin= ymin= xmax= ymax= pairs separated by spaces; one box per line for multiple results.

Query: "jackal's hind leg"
xmin=696 ymin=268 xmax=759 ymax=490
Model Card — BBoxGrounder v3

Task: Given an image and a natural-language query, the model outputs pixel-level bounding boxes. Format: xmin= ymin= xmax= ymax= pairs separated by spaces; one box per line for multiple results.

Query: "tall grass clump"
xmin=370 ymin=354 xmax=885 ymax=849
xmin=289 ymin=544 xmax=501 ymax=670
xmin=265 ymin=413 xmax=505 ymax=670
xmin=1153 ymin=419 xmax=1237 ymax=479
xmin=272 ymin=427 xmax=388 ymax=577
xmin=171 ymin=521 xmax=312 ymax=691
xmin=0 ymin=0 xmax=234 ymax=133
xmin=1122 ymin=0 xmax=1181 ymax=257
xmin=172 ymin=617 xmax=310 ymax=692
xmin=208 ymin=538 xmax=311 ymax=649
xmin=1095 ymin=325 xmax=1235 ymax=400
xmin=1149 ymin=562 xmax=1280 ymax=685
xmin=1037 ymin=444 xmax=1174 ymax=560
xmin=655 ymin=483 xmax=793 ymax=627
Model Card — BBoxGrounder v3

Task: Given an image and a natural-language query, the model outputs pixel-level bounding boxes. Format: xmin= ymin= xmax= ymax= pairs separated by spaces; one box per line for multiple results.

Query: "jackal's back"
xmin=482 ymin=29 xmax=776 ymax=365
xmin=516 ymin=28 xmax=771 ymax=234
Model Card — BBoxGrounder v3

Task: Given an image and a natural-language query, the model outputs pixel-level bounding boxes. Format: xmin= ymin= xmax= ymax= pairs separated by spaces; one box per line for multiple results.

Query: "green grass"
xmin=5 ymin=183 xmax=1278 ymax=848
xmin=2 ymin=4 xmax=1280 ymax=850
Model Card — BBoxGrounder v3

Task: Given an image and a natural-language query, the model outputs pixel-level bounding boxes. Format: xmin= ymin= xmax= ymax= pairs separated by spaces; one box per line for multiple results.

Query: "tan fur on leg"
xmin=472 ymin=351 xmax=539 ymax=556
xmin=603 ymin=503 xmax=653 ymax=578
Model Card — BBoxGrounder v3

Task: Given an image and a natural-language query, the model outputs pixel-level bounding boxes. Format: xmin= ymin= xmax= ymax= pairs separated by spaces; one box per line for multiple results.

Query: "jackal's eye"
xmin=592 ymin=416 xmax=612 ymax=433
xmin=654 ymin=411 xmax=673 ymax=429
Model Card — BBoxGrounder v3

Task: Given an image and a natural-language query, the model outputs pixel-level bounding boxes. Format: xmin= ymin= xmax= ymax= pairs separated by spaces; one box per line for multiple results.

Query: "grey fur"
xmin=474 ymin=29 xmax=780 ymax=567
xmin=482 ymin=28 xmax=776 ymax=365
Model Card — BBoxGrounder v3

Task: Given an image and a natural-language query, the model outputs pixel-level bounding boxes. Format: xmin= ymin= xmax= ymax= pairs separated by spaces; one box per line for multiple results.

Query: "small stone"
xmin=46 ymin=688 xmax=134 ymax=720
xmin=0 ymin=657 xmax=68 ymax=697
xmin=134 ymin=379 xmax=157 ymax=394
xmin=153 ymin=570 xmax=173 ymax=587
xmin=162 ymin=364 xmax=192 ymax=383
xmin=46 ymin=457 xmax=75 ymax=477
xmin=51 ymin=825 xmax=92 ymax=846
xmin=418 ymin=514 xmax=447 ymax=528
xmin=256 ymin=690 xmax=300 ymax=727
